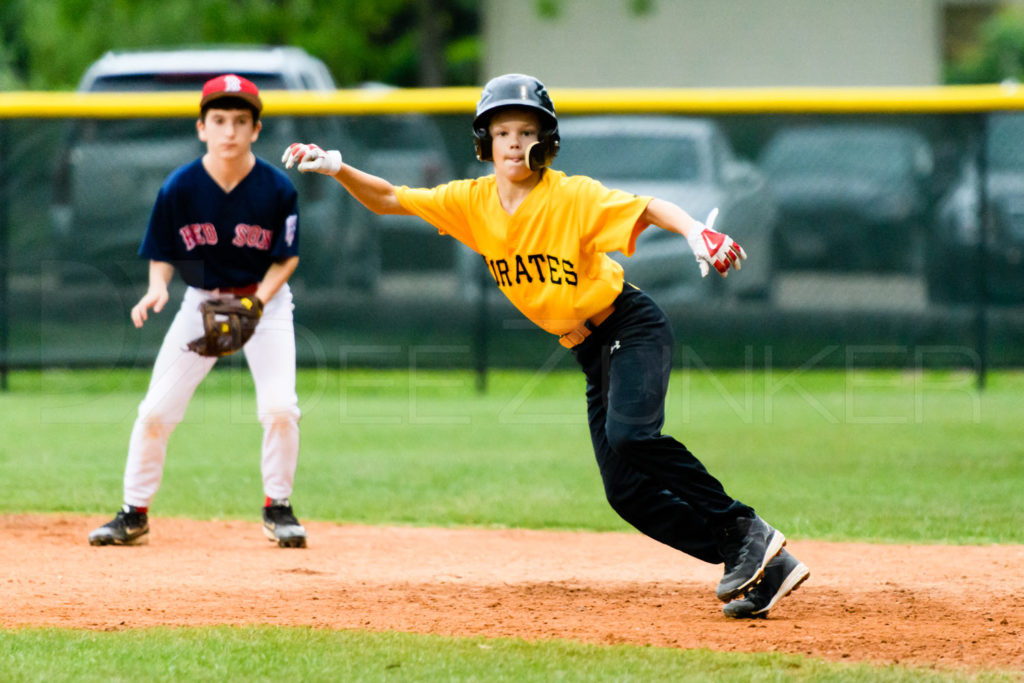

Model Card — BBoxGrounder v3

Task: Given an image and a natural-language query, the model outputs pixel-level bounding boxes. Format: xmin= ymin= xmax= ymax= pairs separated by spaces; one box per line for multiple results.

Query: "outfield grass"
xmin=2 ymin=367 xmax=1021 ymax=544
xmin=2 ymin=367 xmax=1022 ymax=681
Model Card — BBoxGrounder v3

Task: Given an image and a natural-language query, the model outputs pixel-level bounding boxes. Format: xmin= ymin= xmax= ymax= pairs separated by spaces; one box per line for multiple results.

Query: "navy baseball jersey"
xmin=139 ymin=157 xmax=300 ymax=289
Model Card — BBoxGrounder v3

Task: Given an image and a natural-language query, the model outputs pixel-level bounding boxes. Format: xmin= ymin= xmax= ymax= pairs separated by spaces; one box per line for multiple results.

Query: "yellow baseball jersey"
xmin=396 ymin=169 xmax=652 ymax=336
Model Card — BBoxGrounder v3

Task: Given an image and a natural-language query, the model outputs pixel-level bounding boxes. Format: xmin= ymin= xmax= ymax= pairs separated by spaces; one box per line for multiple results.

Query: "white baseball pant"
xmin=122 ymin=284 xmax=300 ymax=507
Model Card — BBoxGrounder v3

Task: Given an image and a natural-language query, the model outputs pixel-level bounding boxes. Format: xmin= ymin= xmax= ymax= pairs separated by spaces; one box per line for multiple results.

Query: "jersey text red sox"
xmin=177 ymin=223 xmax=272 ymax=251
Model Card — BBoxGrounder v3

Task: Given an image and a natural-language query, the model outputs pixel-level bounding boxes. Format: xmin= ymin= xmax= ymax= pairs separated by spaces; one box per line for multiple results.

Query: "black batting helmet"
xmin=473 ymin=73 xmax=559 ymax=169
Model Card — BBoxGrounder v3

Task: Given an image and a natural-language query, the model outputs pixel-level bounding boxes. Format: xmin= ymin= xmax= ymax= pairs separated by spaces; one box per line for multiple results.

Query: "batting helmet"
xmin=473 ymin=73 xmax=559 ymax=169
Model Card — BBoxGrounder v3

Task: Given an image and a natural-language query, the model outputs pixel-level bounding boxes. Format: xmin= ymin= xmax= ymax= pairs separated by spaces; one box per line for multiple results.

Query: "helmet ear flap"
xmin=474 ymin=129 xmax=493 ymax=162
xmin=524 ymin=142 xmax=542 ymax=170
xmin=525 ymin=133 xmax=560 ymax=170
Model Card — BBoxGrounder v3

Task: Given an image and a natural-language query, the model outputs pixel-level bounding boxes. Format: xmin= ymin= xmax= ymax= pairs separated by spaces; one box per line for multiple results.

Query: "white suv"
xmin=52 ymin=46 xmax=374 ymax=289
xmin=77 ymin=46 xmax=337 ymax=93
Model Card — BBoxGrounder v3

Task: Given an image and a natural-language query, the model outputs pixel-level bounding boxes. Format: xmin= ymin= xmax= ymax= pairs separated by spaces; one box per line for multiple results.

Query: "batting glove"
xmin=281 ymin=143 xmax=343 ymax=176
xmin=686 ymin=208 xmax=747 ymax=277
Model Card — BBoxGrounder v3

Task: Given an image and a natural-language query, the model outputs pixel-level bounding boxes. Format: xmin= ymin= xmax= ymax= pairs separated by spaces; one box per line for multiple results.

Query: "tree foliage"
xmin=0 ymin=0 xmax=479 ymax=90
xmin=945 ymin=6 xmax=1024 ymax=84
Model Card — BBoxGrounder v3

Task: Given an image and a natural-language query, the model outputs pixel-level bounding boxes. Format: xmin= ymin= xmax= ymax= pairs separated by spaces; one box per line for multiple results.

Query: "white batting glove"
xmin=686 ymin=208 xmax=747 ymax=278
xmin=281 ymin=142 xmax=342 ymax=175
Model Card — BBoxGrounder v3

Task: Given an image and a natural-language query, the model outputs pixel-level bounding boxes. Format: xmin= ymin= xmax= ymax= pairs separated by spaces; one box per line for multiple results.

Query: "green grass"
xmin=2 ymin=367 xmax=1023 ymax=681
xmin=2 ymin=367 xmax=1021 ymax=544
xmin=0 ymin=627 xmax=1016 ymax=683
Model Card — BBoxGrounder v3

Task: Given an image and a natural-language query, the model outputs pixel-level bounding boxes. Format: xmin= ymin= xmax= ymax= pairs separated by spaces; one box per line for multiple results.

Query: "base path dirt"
xmin=3 ymin=514 xmax=1023 ymax=676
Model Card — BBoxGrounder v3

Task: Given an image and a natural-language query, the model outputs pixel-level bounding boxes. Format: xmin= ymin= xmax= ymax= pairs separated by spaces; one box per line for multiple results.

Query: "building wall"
xmin=482 ymin=0 xmax=943 ymax=88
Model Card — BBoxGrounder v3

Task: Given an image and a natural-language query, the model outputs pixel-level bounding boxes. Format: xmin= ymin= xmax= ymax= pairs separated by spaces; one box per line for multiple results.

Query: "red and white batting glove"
xmin=686 ymin=208 xmax=747 ymax=277
xmin=281 ymin=142 xmax=343 ymax=176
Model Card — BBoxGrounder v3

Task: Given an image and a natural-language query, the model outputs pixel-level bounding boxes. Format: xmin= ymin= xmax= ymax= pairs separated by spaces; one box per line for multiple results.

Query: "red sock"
xmin=264 ymin=496 xmax=273 ymax=508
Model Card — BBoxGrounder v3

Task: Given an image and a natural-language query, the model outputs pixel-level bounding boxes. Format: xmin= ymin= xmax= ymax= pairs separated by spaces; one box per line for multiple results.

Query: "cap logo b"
xmin=224 ymin=75 xmax=242 ymax=92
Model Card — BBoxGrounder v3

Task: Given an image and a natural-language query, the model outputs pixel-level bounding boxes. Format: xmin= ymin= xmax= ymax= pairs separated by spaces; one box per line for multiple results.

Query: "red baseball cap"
xmin=200 ymin=74 xmax=262 ymax=113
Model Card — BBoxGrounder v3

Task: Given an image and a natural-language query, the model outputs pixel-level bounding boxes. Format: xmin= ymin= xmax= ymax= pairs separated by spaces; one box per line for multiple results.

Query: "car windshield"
xmin=762 ymin=131 xmax=915 ymax=180
xmin=555 ymin=135 xmax=701 ymax=181
xmin=987 ymin=113 xmax=1024 ymax=170
xmin=88 ymin=73 xmax=288 ymax=92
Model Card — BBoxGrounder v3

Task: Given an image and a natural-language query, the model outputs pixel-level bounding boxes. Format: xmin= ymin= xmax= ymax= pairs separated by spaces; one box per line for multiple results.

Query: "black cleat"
xmin=723 ymin=548 xmax=809 ymax=619
xmin=715 ymin=515 xmax=785 ymax=602
xmin=262 ymin=498 xmax=307 ymax=548
xmin=88 ymin=505 xmax=150 ymax=546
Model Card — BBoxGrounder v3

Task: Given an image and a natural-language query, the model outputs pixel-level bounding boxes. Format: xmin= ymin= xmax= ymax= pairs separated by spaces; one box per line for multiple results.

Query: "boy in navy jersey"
xmin=89 ymin=75 xmax=307 ymax=548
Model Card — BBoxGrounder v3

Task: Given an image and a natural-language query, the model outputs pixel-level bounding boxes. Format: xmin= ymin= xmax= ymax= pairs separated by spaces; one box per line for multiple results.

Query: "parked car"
xmin=758 ymin=123 xmax=935 ymax=272
xmin=557 ymin=116 xmax=777 ymax=300
xmin=51 ymin=46 xmax=375 ymax=289
xmin=927 ymin=112 xmax=1024 ymax=304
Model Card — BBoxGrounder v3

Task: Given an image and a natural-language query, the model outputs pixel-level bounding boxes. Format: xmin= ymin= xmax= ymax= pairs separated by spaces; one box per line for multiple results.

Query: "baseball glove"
xmin=186 ymin=295 xmax=263 ymax=357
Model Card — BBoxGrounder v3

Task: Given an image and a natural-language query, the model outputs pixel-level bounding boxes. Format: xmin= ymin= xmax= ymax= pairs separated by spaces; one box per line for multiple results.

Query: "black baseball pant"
xmin=572 ymin=285 xmax=754 ymax=564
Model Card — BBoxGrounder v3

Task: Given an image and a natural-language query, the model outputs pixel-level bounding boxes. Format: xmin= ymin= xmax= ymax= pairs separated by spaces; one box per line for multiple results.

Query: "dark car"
xmin=927 ymin=112 xmax=1024 ymax=304
xmin=758 ymin=123 xmax=935 ymax=272
xmin=51 ymin=46 xmax=374 ymax=289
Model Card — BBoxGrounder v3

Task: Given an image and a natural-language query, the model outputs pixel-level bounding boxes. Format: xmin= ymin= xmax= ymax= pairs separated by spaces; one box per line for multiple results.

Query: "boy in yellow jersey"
xmin=282 ymin=74 xmax=808 ymax=619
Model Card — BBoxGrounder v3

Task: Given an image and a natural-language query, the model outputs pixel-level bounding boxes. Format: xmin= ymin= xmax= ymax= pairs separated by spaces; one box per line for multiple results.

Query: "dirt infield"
xmin=3 ymin=514 xmax=1023 ymax=675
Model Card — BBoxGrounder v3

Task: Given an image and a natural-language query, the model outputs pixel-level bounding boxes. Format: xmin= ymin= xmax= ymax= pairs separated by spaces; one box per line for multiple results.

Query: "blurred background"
xmin=2 ymin=0 xmax=1024 ymax=380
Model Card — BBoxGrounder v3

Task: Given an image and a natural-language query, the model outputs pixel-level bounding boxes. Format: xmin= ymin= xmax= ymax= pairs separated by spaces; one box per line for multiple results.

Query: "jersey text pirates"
xmin=396 ymin=170 xmax=651 ymax=336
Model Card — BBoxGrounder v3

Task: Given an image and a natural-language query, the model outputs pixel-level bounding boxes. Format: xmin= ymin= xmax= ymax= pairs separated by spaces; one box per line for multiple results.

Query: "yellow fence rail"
xmin=2 ymin=83 xmax=1024 ymax=118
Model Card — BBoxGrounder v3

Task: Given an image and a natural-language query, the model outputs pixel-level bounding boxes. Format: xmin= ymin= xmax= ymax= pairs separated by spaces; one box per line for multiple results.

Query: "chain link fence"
xmin=2 ymin=94 xmax=1023 ymax=388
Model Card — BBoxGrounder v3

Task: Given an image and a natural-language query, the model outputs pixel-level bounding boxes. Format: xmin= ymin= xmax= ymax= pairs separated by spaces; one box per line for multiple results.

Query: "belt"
xmin=558 ymin=303 xmax=616 ymax=349
xmin=218 ymin=283 xmax=259 ymax=297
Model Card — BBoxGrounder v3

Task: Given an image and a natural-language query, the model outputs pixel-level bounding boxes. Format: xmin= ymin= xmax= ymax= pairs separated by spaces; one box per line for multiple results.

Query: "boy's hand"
xmin=130 ymin=287 xmax=169 ymax=329
xmin=686 ymin=208 xmax=746 ymax=277
xmin=282 ymin=143 xmax=342 ymax=175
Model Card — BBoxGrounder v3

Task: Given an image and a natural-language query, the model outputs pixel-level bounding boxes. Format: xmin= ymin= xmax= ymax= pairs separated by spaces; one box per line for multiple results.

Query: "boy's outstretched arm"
xmin=641 ymin=198 xmax=747 ymax=277
xmin=282 ymin=143 xmax=412 ymax=217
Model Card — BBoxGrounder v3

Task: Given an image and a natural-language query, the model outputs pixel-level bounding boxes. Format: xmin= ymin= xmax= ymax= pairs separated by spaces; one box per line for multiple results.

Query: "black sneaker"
xmin=715 ymin=515 xmax=785 ymax=602
xmin=88 ymin=505 xmax=150 ymax=546
xmin=262 ymin=498 xmax=307 ymax=548
xmin=723 ymin=548 xmax=809 ymax=619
